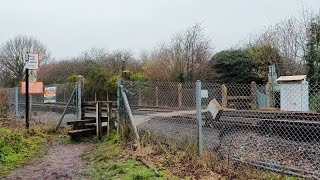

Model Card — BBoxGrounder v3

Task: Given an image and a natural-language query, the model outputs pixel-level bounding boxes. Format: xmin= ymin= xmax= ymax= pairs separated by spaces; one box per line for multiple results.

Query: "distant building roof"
xmin=277 ymin=75 xmax=307 ymax=82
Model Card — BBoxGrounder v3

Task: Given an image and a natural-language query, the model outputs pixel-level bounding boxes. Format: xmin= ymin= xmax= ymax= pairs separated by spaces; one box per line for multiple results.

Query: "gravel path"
xmin=4 ymin=143 xmax=92 ymax=180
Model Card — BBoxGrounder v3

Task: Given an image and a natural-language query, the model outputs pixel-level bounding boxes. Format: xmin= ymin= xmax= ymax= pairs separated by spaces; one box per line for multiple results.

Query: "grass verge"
xmin=83 ymin=133 xmax=178 ymax=180
xmin=0 ymin=119 xmax=71 ymax=176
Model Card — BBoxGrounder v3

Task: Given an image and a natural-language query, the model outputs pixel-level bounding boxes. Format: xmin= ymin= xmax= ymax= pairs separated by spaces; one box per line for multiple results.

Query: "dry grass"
xmin=121 ymin=133 xmax=301 ymax=180
xmin=112 ymin=113 xmax=300 ymax=179
xmin=126 ymin=142 xmax=222 ymax=179
xmin=0 ymin=118 xmax=71 ymax=141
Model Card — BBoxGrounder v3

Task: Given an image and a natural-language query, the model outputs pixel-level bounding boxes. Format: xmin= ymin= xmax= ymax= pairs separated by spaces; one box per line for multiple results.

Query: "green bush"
xmin=131 ymin=73 xmax=148 ymax=82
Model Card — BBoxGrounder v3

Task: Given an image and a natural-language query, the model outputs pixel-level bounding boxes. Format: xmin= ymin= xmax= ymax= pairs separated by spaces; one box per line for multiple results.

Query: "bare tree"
xmin=84 ymin=49 xmax=140 ymax=76
xmin=79 ymin=47 xmax=108 ymax=63
xmin=0 ymin=35 xmax=50 ymax=86
xmin=245 ymin=18 xmax=304 ymax=75
xmin=245 ymin=7 xmax=320 ymax=76
xmin=142 ymin=43 xmax=175 ymax=81
xmin=143 ymin=23 xmax=213 ymax=82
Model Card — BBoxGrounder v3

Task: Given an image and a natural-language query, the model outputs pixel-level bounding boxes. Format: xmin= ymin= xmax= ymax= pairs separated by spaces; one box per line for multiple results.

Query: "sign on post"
xmin=25 ymin=53 xmax=40 ymax=70
xmin=21 ymin=82 xmax=43 ymax=94
xmin=44 ymin=86 xmax=57 ymax=103
xmin=29 ymin=70 xmax=37 ymax=82
xmin=24 ymin=52 xmax=40 ymax=129
xmin=201 ymin=90 xmax=208 ymax=98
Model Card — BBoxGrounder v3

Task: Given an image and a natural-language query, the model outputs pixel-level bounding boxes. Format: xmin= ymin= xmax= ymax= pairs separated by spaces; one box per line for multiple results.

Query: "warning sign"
xmin=25 ymin=52 xmax=40 ymax=70
xmin=29 ymin=70 xmax=37 ymax=82
xmin=44 ymin=86 xmax=57 ymax=103
xmin=21 ymin=82 xmax=43 ymax=94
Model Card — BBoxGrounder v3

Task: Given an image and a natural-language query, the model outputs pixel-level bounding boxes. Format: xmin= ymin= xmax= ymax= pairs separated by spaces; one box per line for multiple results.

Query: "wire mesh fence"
xmin=5 ymin=83 xmax=78 ymax=126
xmin=122 ymin=81 xmax=198 ymax=147
xmin=119 ymin=80 xmax=320 ymax=178
xmin=202 ymin=82 xmax=320 ymax=177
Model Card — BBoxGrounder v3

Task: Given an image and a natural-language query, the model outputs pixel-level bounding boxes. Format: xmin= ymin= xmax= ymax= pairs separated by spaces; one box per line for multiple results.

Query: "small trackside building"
xmin=277 ymin=75 xmax=309 ymax=112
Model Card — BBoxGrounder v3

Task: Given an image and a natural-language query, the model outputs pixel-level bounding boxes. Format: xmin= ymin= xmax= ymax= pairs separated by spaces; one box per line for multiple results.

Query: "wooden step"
xmin=67 ymin=119 xmax=96 ymax=125
xmin=82 ymin=101 xmax=113 ymax=108
xmin=83 ymin=116 xmax=109 ymax=122
xmin=67 ymin=118 xmax=108 ymax=125
xmin=83 ymin=101 xmax=113 ymax=106
xmin=84 ymin=107 xmax=110 ymax=112
xmin=83 ymin=116 xmax=96 ymax=120
xmin=68 ymin=128 xmax=95 ymax=135
xmin=82 ymin=123 xmax=109 ymax=128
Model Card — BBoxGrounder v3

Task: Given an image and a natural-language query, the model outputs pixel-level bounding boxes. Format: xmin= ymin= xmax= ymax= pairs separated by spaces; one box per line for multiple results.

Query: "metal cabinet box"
xmin=277 ymin=75 xmax=309 ymax=112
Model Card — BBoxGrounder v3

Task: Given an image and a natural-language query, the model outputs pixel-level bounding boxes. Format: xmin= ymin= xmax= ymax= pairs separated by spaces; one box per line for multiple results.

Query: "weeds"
xmin=136 ymin=132 xmax=302 ymax=180
xmin=83 ymin=133 xmax=178 ymax=180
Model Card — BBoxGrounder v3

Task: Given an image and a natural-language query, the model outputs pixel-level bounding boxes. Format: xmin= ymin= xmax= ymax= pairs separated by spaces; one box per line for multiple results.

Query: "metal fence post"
xmin=77 ymin=76 xmax=83 ymax=120
xmin=196 ymin=80 xmax=203 ymax=156
xmin=15 ymin=87 xmax=19 ymax=117
xmin=116 ymin=77 xmax=122 ymax=134
xmin=120 ymin=85 xmax=140 ymax=141
xmin=96 ymin=101 xmax=102 ymax=139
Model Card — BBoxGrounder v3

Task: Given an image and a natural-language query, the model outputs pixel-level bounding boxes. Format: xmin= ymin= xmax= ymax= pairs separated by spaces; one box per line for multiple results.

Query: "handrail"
xmin=56 ymin=86 xmax=77 ymax=129
xmin=120 ymin=85 xmax=140 ymax=141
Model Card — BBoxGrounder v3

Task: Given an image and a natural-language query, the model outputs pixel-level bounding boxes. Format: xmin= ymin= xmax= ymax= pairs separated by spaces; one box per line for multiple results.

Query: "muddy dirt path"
xmin=4 ymin=143 xmax=93 ymax=180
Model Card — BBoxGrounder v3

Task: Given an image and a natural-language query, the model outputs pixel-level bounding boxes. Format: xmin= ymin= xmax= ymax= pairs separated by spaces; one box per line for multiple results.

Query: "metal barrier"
xmin=119 ymin=80 xmax=320 ymax=178
xmin=5 ymin=82 xmax=79 ymax=126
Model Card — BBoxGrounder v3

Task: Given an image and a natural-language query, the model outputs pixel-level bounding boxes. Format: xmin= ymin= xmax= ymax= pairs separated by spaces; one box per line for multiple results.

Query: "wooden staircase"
xmin=67 ymin=101 xmax=115 ymax=139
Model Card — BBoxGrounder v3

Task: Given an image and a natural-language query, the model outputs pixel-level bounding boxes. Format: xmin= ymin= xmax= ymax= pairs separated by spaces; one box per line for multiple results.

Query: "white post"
xmin=196 ymin=80 xmax=203 ymax=155
xmin=116 ymin=78 xmax=121 ymax=134
xmin=77 ymin=75 xmax=84 ymax=120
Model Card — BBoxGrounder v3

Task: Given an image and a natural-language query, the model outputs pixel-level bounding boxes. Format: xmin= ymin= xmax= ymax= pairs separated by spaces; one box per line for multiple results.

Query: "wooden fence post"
xmin=138 ymin=86 xmax=142 ymax=106
xmin=221 ymin=84 xmax=228 ymax=108
xmin=178 ymin=83 xmax=182 ymax=107
xmin=251 ymin=81 xmax=258 ymax=110
xmin=107 ymin=101 xmax=114 ymax=136
xmin=266 ymin=83 xmax=274 ymax=108
xmin=155 ymin=86 xmax=159 ymax=107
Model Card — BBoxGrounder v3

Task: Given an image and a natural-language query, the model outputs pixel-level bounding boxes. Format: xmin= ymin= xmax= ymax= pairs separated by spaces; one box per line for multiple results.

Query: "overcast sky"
xmin=0 ymin=0 xmax=319 ymax=59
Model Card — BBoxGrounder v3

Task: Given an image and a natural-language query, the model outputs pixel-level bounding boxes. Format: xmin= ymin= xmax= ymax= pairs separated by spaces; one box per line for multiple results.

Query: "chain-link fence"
xmin=5 ymin=83 xmax=79 ymax=126
xmin=121 ymin=81 xmax=198 ymax=147
xmin=119 ymin=80 xmax=320 ymax=178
